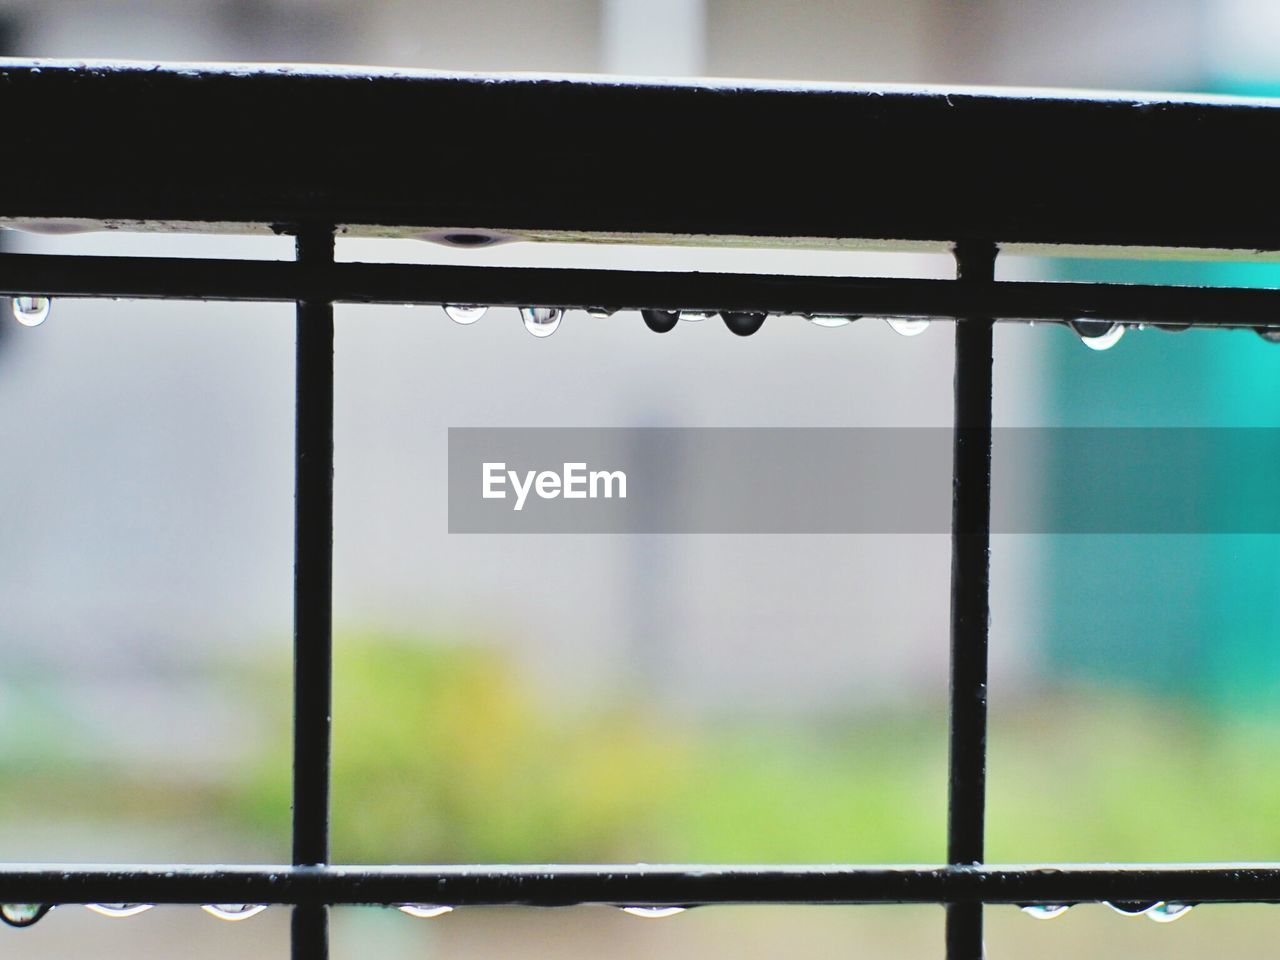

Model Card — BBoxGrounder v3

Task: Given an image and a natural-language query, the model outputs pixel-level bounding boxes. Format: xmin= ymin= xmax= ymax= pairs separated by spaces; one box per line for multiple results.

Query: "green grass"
xmin=5 ymin=632 xmax=1280 ymax=868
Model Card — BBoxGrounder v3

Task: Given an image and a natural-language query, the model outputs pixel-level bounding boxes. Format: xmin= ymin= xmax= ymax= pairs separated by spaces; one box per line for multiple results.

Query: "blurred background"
xmin=2 ymin=0 xmax=1280 ymax=956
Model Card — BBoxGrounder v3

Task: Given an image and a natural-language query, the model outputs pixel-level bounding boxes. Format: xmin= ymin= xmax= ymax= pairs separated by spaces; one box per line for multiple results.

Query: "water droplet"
xmin=397 ymin=904 xmax=453 ymax=918
xmin=1070 ymin=319 xmax=1125 ymax=350
xmin=86 ymin=903 xmax=154 ymax=918
xmin=1256 ymin=327 xmax=1280 ymax=343
xmin=679 ymin=311 xmax=715 ymax=322
xmin=447 ymin=232 xmax=504 ymax=247
xmin=586 ymin=307 xmax=615 ymax=318
xmin=620 ymin=906 xmax=686 ymax=919
xmin=444 ymin=304 xmax=486 ymax=325
xmin=722 ymin=312 xmax=767 ymax=337
xmin=808 ymin=314 xmax=858 ymax=328
xmin=12 ymin=296 xmax=50 ymax=327
xmin=1147 ymin=902 xmax=1192 ymax=923
xmin=1019 ymin=904 xmax=1070 ymax=919
xmin=886 ymin=317 xmax=929 ymax=337
xmin=418 ymin=229 xmax=516 ymax=248
xmin=0 ymin=904 xmax=50 ymax=927
xmin=1106 ymin=900 xmax=1157 ymax=916
xmin=520 ymin=307 xmax=562 ymax=338
xmin=641 ymin=309 xmax=679 ymax=334
xmin=201 ymin=904 xmax=268 ymax=921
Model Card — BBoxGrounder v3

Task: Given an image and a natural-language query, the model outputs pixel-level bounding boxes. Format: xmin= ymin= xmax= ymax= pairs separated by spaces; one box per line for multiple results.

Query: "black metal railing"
xmin=3 ymin=59 xmax=1280 ymax=960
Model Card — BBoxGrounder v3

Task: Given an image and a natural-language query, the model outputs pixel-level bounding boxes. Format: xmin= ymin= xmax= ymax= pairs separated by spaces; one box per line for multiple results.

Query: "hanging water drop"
xmin=12 ymin=296 xmax=50 ymax=327
xmin=0 ymin=904 xmax=50 ymax=927
xmin=444 ymin=304 xmax=486 ymax=325
xmin=679 ymin=310 xmax=715 ymax=322
xmin=1106 ymin=900 xmax=1157 ymax=916
xmin=1146 ymin=902 xmax=1192 ymax=923
xmin=1070 ymin=319 xmax=1125 ymax=351
xmin=808 ymin=314 xmax=858 ymax=328
xmin=586 ymin=307 xmax=615 ymax=319
xmin=1019 ymin=904 xmax=1070 ymax=919
xmin=885 ymin=317 xmax=929 ymax=337
xmin=201 ymin=904 xmax=268 ymax=921
xmin=397 ymin=904 xmax=453 ymax=918
xmin=520 ymin=307 xmax=562 ymax=338
xmin=620 ymin=906 xmax=686 ymax=919
xmin=722 ymin=311 xmax=767 ymax=337
xmin=1256 ymin=327 xmax=1280 ymax=343
xmin=86 ymin=903 xmax=154 ymax=918
xmin=434 ymin=231 xmax=506 ymax=248
xmin=641 ymin=309 xmax=679 ymax=334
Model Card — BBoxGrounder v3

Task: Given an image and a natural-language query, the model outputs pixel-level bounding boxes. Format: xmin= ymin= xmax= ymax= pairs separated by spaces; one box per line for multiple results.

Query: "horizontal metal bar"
xmin=4 ymin=60 xmax=1280 ymax=252
xmin=0 ymin=865 xmax=1278 ymax=906
xmin=1 ymin=253 xmax=1278 ymax=328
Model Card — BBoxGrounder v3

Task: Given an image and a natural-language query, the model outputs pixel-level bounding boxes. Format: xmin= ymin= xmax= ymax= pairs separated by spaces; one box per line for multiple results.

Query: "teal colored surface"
xmin=1040 ymin=254 xmax=1280 ymax=710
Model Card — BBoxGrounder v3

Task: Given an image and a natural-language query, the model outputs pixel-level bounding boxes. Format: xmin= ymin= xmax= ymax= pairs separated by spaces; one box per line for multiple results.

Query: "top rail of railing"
xmin=1 ymin=58 xmax=1278 ymax=259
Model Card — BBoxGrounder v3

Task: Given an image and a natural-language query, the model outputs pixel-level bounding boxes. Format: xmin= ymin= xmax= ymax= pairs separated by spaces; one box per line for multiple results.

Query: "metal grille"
xmin=3 ymin=59 xmax=1280 ymax=960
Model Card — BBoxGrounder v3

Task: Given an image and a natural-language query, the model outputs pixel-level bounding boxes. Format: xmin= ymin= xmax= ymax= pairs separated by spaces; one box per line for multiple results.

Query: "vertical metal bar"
xmin=945 ymin=239 xmax=997 ymax=960
xmin=292 ymin=225 xmax=335 ymax=960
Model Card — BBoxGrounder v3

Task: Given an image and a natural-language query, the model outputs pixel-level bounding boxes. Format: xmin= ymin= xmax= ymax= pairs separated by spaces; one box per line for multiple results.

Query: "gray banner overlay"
xmin=448 ymin=428 xmax=1280 ymax=534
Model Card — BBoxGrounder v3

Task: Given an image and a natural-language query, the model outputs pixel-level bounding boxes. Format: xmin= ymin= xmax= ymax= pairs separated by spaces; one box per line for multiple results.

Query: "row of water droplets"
xmin=4 ymin=899 xmax=1204 ymax=927
xmin=445 ymin=304 xmax=934 ymax=340
xmin=0 ymin=901 xmax=686 ymax=927
xmin=0 ymin=902 xmax=266 ymax=927
xmin=433 ymin=306 xmax=1200 ymax=350
xmin=1021 ymin=901 xmax=1193 ymax=922
xmin=12 ymin=297 xmax=1277 ymax=349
